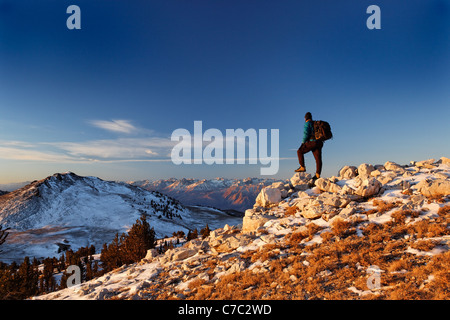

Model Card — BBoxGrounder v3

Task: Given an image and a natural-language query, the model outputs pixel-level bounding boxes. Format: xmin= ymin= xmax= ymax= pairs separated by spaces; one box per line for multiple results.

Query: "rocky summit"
xmin=34 ymin=157 xmax=450 ymax=300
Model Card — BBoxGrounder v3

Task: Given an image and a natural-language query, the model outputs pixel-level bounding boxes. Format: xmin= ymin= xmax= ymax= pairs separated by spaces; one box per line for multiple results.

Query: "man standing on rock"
xmin=295 ymin=112 xmax=323 ymax=179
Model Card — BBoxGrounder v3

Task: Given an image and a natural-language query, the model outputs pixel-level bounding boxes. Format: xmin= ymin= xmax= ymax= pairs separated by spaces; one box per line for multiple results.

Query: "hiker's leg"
xmin=297 ymin=145 xmax=306 ymax=168
xmin=312 ymin=142 xmax=323 ymax=176
xmin=297 ymin=142 xmax=314 ymax=170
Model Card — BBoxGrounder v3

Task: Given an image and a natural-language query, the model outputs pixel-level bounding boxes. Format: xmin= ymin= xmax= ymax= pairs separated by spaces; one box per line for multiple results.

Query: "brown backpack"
xmin=313 ymin=120 xmax=333 ymax=141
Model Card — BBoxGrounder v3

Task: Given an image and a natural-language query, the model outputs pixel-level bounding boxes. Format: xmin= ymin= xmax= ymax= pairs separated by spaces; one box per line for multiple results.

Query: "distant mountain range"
xmin=128 ymin=177 xmax=283 ymax=212
xmin=0 ymin=181 xmax=31 ymax=192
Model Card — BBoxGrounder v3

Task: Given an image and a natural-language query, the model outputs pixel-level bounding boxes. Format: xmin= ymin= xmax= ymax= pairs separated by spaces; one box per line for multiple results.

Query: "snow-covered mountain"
xmin=0 ymin=172 xmax=241 ymax=263
xmin=128 ymin=177 xmax=281 ymax=212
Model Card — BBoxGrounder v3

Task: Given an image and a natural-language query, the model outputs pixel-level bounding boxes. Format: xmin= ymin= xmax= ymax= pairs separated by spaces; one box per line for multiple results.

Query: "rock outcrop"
xmin=415 ymin=179 xmax=450 ymax=198
xmin=254 ymin=186 xmax=282 ymax=208
xmin=245 ymin=157 xmax=449 ymax=226
xmin=354 ymin=177 xmax=382 ymax=198
xmin=242 ymin=209 xmax=277 ymax=233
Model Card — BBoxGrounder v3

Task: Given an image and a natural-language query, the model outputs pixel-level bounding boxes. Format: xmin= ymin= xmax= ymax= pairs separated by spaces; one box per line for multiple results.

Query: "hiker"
xmin=295 ymin=112 xmax=323 ymax=179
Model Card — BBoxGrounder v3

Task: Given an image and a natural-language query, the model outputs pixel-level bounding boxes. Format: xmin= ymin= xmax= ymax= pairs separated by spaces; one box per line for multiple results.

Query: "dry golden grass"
xmin=284 ymin=205 xmax=298 ymax=217
xmin=330 ymin=218 xmax=356 ymax=238
xmin=410 ymin=240 xmax=439 ymax=251
xmin=286 ymin=231 xmax=307 ymax=246
xmin=136 ymin=204 xmax=450 ymax=300
xmin=365 ymin=199 xmax=401 ymax=216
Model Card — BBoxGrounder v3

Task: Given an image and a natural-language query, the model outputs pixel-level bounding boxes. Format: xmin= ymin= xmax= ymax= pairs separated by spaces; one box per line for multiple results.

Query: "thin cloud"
xmin=0 ymin=137 xmax=175 ymax=163
xmin=0 ymin=146 xmax=82 ymax=163
xmin=49 ymin=137 xmax=176 ymax=160
xmin=89 ymin=120 xmax=139 ymax=134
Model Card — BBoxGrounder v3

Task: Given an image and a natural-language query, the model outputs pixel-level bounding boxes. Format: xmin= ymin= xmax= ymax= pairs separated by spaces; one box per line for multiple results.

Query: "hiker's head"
xmin=305 ymin=112 xmax=312 ymax=121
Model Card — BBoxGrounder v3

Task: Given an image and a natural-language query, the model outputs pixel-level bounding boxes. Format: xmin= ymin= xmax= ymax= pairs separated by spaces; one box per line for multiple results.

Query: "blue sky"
xmin=0 ymin=0 xmax=449 ymax=183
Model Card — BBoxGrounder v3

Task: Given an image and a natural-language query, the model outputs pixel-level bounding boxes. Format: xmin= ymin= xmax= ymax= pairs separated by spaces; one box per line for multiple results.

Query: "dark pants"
xmin=297 ymin=140 xmax=323 ymax=175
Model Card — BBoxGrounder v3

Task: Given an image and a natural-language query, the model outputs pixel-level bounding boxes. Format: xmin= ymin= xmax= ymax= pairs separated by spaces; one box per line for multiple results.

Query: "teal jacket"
xmin=302 ymin=120 xmax=315 ymax=143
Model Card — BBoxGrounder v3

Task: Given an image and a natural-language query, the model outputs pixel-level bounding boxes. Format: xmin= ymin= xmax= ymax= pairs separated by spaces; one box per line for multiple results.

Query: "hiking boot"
xmin=311 ymin=173 xmax=320 ymax=183
xmin=295 ymin=166 xmax=306 ymax=172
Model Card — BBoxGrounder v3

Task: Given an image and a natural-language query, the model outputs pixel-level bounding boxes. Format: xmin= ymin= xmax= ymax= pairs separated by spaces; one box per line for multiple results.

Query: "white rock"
xmin=354 ymin=177 xmax=382 ymax=198
xmin=377 ymin=172 xmax=398 ymax=185
xmin=322 ymin=210 xmax=340 ymax=221
xmin=415 ymin=179 xmax=450 ymax=198
xmin=290 ymin=172 xmax=312 ymax=186
xmin=271 ymin=181 xmax=287 ymax=190
xmin=209 ymin=230 xmax=219 ymax=239
xmin=339 ymin=166 xmax=358 ymax=179
xmin=384 ymin=161 xmax=405 ymax=173
xmin=144 ymin=249 xmax=159 ymax=261
xmin=242 ymin=213 xmax=277 ymax=233
xmin=339 ymin=206 xmax=356 ymax=218
xmin=255 ymin=187 xmax=282 ymax=207
xmin=301 ymin=203 xmax=336 ymax=219
xmin=315 ymin=178 xmax=342 ymax=193
xmin=172 ymin=248 xmax=197 ymax=261
xmin=410 ymin=194 xmax=426 ymax=206
xmin=317 ymin=193 xmax=351 ymax=208
xmin=294 ymin=197 xmax=312 ymax=211
xmin=440 ymin=157 xmax=450 ymax=166
xmin=415 ymin=159 xmax=436 ymax=168
xmin=226 ymin=261 xmax=245 ymax=275
xmin=358 ymin=163 xmax=375 ymax=177
xmin=370 ymin=169 xmax=381 ymax=177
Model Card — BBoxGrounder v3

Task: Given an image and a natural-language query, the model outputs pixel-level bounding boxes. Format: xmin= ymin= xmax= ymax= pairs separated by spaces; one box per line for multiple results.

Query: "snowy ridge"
xmin=33 ymin=157 xmax=450 ymax=300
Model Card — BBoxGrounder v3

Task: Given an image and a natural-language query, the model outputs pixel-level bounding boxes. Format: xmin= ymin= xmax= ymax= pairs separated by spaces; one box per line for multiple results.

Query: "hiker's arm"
xmin=302 ymin=122 xmax=311 ymax=143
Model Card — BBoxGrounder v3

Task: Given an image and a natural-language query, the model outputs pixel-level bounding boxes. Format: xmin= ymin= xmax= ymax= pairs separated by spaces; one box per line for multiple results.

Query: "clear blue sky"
xmin=0 ymin=0 xmax=449 ymax=183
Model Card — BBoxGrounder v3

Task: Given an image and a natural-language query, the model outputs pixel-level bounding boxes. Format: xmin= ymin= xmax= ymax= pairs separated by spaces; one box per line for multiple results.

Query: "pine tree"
xmin=121 ymin=215 xmax=156 ymax=264
xmin=100 ymin=233 xmax=122 ymax=273
xmin=41 ymin=258 xmax=55 ymax=294
xmin=201 ymin=224 xmax=211 ymax=239
xmin=17 ymin=256 xmax=39 ymax=298
xmin=59 ymin=254 xmax=66 ymax=271
xmin=187 ymin=228 xmax=198 ymax=241
xmin=100 ymin=216 xmax=157 ymax=272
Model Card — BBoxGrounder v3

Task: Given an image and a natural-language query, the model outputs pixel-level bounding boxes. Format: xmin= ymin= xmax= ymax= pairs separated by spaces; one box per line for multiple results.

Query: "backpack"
xmin=313 ymin=120 xmax=333 ymax=141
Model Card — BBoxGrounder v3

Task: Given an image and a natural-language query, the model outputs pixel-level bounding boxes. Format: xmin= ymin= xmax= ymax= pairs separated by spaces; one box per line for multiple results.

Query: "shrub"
xmin=331 ymin=218 xmax=354 ymax=238
xmin=284 ymin=206 xmax=298 ymax=216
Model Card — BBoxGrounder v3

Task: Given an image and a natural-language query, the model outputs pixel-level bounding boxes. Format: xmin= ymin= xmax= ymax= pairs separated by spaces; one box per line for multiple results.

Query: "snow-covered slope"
xmin=129 ymin=177 xmax=281 ymax=212
xmin=0 ymin=172 xmax=240 ymax=263
xmin=33 ymin=157 xmax=450 ymax=300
